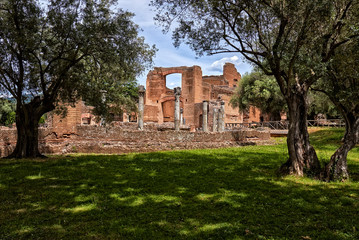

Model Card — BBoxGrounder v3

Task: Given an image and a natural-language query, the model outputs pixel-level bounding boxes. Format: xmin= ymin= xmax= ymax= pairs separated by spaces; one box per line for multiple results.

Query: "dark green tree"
xmin=230 ymin=70 xmax=286 ymax=121
xmin=0 ymin=98 xmax=15 ymax=126
xmin=312 ymin=39 xmax=359 ymax=181
xmin=0 ymin=0 xmax=156 ymax=158
xmin=307 ymin=91 xmax=340 ymax=120
xmin=151 ymin=0 xmax=358 ymax=176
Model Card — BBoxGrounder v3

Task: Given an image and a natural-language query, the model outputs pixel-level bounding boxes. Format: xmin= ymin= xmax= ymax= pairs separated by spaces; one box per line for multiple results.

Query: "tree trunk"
xmin=323 ymin=118 xmax=359 ymax=182
xmin=6 ymin=97 xmax=53 ymax=158
xmin=279 ymin=92 xmax=321 ymax=176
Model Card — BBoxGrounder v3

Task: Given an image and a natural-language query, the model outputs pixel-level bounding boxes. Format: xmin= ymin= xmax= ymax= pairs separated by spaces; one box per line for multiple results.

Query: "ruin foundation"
xmin=0 ymin=124 xmax=271 ymax=157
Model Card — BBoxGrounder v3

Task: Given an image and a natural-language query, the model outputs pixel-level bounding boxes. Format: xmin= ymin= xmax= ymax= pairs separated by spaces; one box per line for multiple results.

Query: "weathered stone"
xmin=218 ymin=101 xmax=225 ymax=132
xmin=213 ymin=108 xmax=218 ymax=132
xmin=174 ymin=87 xmax=181 ymax=131
xmin=0 ymin=125 xmax=271 ymax=157
xmin=138 ymin=85 xmax=145 ymax=130
xmin=202 ymin=101 xmax=208 ymax=132
xmin=144 ymin=63 xmax=252 ymax=130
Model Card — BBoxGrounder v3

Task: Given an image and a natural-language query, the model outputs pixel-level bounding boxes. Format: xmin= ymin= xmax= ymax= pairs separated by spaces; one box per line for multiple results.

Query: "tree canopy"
xmin=313 ymin=38 xmax=359 ymax=181
xmin=0 ymin=0 xmax=156 ymax=158
xmin=0 ymin=98 xmax=15 ymax=126
xmin=230 ymin=70 xmax=286 ymax=121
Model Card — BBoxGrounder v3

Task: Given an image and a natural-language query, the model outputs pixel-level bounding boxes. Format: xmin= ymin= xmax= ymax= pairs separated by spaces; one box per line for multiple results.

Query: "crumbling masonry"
xmin=143 ymin=63 xmax=261 ymax=130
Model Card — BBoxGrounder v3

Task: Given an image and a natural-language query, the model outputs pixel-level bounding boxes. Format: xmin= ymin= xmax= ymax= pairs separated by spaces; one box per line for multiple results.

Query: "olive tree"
xmin=0 ymin=0 xmax=156 ymax=158
xmin=151 ymin=0 xmax=358 ymax=176
xmin=312 ymin=39 xmax=359 ymax=181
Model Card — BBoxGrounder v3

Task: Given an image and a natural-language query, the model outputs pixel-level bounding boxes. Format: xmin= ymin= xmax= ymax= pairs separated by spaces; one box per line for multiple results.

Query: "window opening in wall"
xmin=166 ymin=73 xmax=182 ymax=89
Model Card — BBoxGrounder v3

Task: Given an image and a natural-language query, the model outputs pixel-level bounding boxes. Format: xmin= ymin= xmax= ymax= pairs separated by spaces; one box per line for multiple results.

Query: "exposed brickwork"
xmin=144 ymin=62 xmax=262 ymax=130
xmin=0 ymin=125 xmax=270 ymax=157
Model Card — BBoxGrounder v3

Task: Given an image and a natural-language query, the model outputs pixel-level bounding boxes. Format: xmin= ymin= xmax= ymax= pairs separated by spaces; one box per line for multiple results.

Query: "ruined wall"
xmin=50 ymin=101 xmax=84 ymax=135
xmin=223 ymin=63 xmax=241 ymax=88
xmin=145 ymin=66 xmax=204 ymax=127
xmin=144 ymin=62 xmax=261 ymax=130
xmin=0 ymin=125 xmax=270 ymax=157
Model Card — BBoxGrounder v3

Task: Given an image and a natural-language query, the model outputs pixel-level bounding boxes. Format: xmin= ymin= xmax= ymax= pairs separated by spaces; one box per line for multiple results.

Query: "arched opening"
xmin=165 ymin=73 xmax=182 ymax=89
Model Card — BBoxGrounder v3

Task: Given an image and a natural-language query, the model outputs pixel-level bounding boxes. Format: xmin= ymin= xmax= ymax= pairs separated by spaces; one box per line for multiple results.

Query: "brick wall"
xmin=0 ymin=125 xmax=270 ymax=157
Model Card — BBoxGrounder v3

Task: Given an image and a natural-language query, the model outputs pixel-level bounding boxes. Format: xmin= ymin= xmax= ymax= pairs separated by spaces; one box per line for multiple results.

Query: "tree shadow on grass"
xmin=0 ymin=147 xmax=358 ymax=239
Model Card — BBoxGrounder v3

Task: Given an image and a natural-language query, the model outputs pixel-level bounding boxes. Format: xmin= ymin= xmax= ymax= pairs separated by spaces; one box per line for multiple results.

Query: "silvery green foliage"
xmin=0 ymin=0 xmax=156 ymax=118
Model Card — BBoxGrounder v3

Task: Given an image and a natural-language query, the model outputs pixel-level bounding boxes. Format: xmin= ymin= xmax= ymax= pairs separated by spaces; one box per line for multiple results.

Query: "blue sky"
xmin=116 ymin=0 xmax=253 ymax=88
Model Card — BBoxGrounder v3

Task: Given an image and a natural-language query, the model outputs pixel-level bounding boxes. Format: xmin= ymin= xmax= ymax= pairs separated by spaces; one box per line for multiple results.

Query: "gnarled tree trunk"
xmin=323 ymin=116 xmax=359 ymax=182
xmin=279 ymin=92 xmax=321 ymax=176
xmin=6 ymin=97 xmax=54 ymax=158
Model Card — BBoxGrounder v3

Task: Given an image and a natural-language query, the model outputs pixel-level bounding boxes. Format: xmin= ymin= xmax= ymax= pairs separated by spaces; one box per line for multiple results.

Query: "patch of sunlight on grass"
xmin=26 ymin=174 xmax=44 ymax=180
xmin=63 ymin=203 xmax=97 ymax=213
xmin=128 ymin=196 xmax=145 ymax=206
xmin=179 ymin=229 xmax=191 ymax=236
xmin=196 ymin=193 xmax=215 ymax=201
xmin=124 ymin=187 xmax=141 ymax=193
xmin=15 ymin=226 xmax=34 ymax=235
xmin=111 ymin=194 xmax=180 ymax=207
xmin=12 ymin=208 xmax=27 ymax=214
xmin=156 ymin=220 xmax=169 ymax=226
xmin=123 ymin=227 xmax=140 ymax=233
xmin=186 ymin=218 xmax=201 ymax=227
xmin=216 ymin=189 xmax=247 ymax=208
xmin=109 ymin=194 xmax=146 ymax=207
xmin=113 ymin=180 xmax=128 ymax=185
xmin=177 ymin=187 xmax=187 ymax=193
xmin=30 ymin=202 xmax=44 ymax=210
xmin=318 ymin=196 xmax=328 ymax=203
xmin=43 ymin=224 xmax=66 ymax=233
xmin=149 ymin=170 xmax=157 ymax=177
xmin=148 ymin=194 xmax=181 ymax=205
xmin=199 ymin=223 xmax=232 ymax=232
xmin=74 ymin=194 xmax=97 ymax=203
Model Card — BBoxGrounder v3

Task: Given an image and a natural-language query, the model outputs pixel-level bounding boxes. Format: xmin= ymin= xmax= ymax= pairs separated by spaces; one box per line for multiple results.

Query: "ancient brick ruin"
xmin=144 ymin=63 xmax=261 ymax=130
xmin=0 ymin=63 xmax=274 ymax=157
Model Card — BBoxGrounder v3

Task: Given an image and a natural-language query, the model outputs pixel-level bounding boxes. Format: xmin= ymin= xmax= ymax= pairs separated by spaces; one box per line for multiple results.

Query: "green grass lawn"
xmin=1 ymin=128 xmax=359 ymax=239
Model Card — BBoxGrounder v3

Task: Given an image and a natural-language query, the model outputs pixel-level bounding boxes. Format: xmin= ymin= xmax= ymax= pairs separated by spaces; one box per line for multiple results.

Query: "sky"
xmin=116 ymin=0 xmax=253 ymax=88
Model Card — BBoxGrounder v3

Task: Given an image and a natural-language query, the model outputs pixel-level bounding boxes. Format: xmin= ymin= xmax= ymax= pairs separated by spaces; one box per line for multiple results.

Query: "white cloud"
xmin=208 ymin=56 xmax=241 ymax=72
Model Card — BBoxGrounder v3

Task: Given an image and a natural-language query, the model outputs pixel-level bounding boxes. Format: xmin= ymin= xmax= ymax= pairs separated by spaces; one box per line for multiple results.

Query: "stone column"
xmin=212 ymin=108 xmax=218 ymax=132
xmin=174 ymin=87 xmax=181 ymax=131
xmin=180 ymin=108 xmax=183 ymax=126
xmin=202 ymin=100 xmax=208 ymax=132
xmin=138 ymin=85 xmax=145 ymax=130
xmin=218 ymin=101 xmax=225 ymax=132
xmin=100 ymin=90 xmax=107 ymax=126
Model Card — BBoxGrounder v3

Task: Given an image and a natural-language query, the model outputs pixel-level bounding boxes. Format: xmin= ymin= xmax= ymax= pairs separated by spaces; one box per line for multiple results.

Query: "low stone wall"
xmin=0 ymin=125 xmax=270 ymax=157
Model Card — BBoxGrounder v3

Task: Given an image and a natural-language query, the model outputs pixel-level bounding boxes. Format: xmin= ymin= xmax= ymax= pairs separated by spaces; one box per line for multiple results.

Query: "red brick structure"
xmin=144 ymin=63 xmax=260 ymax=129
xmin=44 ymin=63 xmax=262 ymax=135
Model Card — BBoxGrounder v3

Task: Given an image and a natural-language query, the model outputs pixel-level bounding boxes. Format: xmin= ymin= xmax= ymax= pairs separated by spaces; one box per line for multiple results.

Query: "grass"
xmin=0 ymin=128 xmax=359 ymax=239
